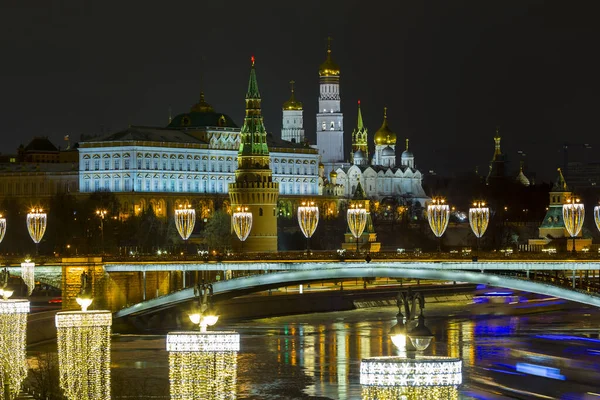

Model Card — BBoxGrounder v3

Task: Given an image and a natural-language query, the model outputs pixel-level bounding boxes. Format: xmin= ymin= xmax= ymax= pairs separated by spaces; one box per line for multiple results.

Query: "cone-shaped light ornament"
xmin=0 ymin=298 xmax=29 ymax=399
xmin=594 ymin=205 xmax=600 ymax=233
xmin=468 ymin=201 xmax=490 ymax=238
xmin=232 ymin=206 xmax=252 ymax=242
xmin=562 ymin=197 xmax=584 ymax=238
xmin=347 ymin=203 xmax=367 ymax=239
xmin=26 ymin=208 xmax=47 ymax=244
xmin=0 ymin=215 xmax=5 ymax=245
xmin=297 ymin=201 xmax=319 ymax=239
xmin=20 ymin=259 xmax=35 ymax=296
xmin=175 ymin=205 xmax=196 ymax=241
xmin=428 ymin=198 xmax=450 ymax=238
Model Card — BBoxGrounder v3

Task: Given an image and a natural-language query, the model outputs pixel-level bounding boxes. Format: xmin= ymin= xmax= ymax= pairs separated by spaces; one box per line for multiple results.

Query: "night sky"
xmin=1 ymin=1 xmax=599 ymax=181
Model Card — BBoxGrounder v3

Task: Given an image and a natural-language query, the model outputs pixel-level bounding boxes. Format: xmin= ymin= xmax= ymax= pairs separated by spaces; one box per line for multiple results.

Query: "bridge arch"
xmin=114 ymin=267 xmax=600 ymax=318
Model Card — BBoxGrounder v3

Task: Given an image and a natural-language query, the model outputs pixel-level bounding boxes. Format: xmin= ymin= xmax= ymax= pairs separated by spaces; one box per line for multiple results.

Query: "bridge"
xmin=113 ymin=260 xmax=600 ymax=318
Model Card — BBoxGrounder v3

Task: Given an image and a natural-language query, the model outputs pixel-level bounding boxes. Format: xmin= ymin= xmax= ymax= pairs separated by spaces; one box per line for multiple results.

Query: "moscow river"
xmin=29 ymin=296 xmax=600 ymax=399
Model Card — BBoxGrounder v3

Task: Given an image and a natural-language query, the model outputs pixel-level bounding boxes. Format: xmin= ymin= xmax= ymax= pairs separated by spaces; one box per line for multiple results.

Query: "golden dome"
xmin=282 ymin=80 xmax=303 ymax=110
xmin=373 ymin=107 xmax=397 ymax=145
xmin=329 ymin=169 xmax=338 ymax=178
xmin=190 ymin=92 xmax=214 ymax=113
xmin=319 ymin=38 xmax=340 ymax=77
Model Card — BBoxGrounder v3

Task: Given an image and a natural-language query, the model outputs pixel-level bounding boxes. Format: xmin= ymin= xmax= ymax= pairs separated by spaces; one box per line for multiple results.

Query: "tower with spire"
xmin=351 ymin=100 xmax=368 ymax=166
xmin=486 ymin=127 xmax=506 ymax=184
xmin=229 ymin=56 xmax=279 ymax=252
xmin=372 ymin=107 xmax=397 ymax=167
xmin=281 ymin=80 xmax=305 ymax=143
xmin=316 ymin=37 xmax=344 ymax=171
xmin=400 ymin=139 xmax=414 ymax=168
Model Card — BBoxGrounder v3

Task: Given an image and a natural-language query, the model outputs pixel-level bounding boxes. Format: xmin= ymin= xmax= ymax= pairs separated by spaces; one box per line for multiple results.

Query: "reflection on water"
xmin=169 ymin=351 xmax=237 ymax=399
xmin=361 ymin=386 xmax=459 ymax=400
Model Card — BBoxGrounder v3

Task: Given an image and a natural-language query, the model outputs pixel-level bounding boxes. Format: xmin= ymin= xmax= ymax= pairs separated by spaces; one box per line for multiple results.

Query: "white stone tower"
xmin=281 ymin=80 xmax=305 ymax=143
xmin=316 ymin=38 xmax=344 ymax=172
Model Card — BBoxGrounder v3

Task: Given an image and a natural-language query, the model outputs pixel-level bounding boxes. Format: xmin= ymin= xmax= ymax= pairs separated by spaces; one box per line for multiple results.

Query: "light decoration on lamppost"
xmin=0 ymin=215 xmax=5 ymax=246
xmin=427 ymin=197 xmax=450 ymax=252
xmin=563 ymin=197 xmax=584 ymax=253
xmin=55 ymin=272 xmax=111 ymax=400
xmin=232 ymin=206 xmax=252 ymax=251
xmin=468 ymin=201 xmax=490 ymax=254
xmin=26 ymin=207 xmax=47 ymax=255
xmin=175 ymin=204 xmax=196 ymax=241
xmin=297 ymin=201 xmax=319 ymax=254
xmin=361 ymin=290 xmax=462 ymax=400
xmin=20 ymin=259 xmax=35 ymax=296
xmin=0 ymin=268 xmax=29 ymax=400
xmin=594 ymin=204 xmax=600 ymax=234
xmin=347 ymin=203 xmax=367 ymax=253
xmin=167 ymin=282 xmax=239 ymax=399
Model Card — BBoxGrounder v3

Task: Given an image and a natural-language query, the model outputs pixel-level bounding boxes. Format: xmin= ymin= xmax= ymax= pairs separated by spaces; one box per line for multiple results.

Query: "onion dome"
xmin=382 ymin=146 xmax=395 ymax=157
xmin=282 ymin=80 xmax=303 ymax=110
xmin=319 ymin=162 xmax=324 ymax=168
xmin=319 ymin=38 xmax=340 ymax=77
xmin=354 ymin=149 xmax=366 ymax=159
xmin=374 ymin=107 xmax=397 ymax=145
xmin=516 ymin=169 xmax=530 ymax=187
xmin=401 ymin=138 xmax=413 ymax=157
xmin=329 ymin=169 xmax=337 ymax=178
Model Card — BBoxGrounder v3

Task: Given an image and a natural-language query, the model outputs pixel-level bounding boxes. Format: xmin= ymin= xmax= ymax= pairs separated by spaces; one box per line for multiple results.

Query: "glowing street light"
xmin=594 ymin=204 xmax=600 ymax=234
xmin=55 ymin=271 xmax=111 ymax=400
xmin=427 ymin=197 xmax=449 ymax=252
xmin=469 ymin=201 xmax=490 ymax=254
xmin=26 ymin=207 xmax=47 ymax=255
xmin=232 ymin=206 xmax=252 ymax=252
xmin=175 ymin=204 xmax=196 ymax=242
xmin=95 ymin=209 xmax=107 ymax=255
xmin=563 ymin=197 xmax=584 ymax=253
xmin=297 ymin=201 xmax=319 ymax=254
xmin=347 ymin=203 xmax=367 ymax=253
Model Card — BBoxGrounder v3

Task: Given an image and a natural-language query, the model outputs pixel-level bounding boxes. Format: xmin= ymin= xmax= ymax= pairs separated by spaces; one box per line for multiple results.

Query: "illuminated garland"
xmin=361 ymin=385 xmax=459 ymax=400
xmin=0 ymin=300 xmax=29 ymax=400
xmin=360 ymin=357 xmax=462 ymax=387
xmin=0 ymin=216 xmax=5 ymax=245
xmin=594 ymin=205 xmax=599 ymax=233
xmin=562 ymin=198 xmax=584 ymax=238
xmin=55 ymin=311 xmax=112 ymax=400
xmin=26 ymin=209 xmax=47 ymax=244
xmin=427 ymin=198 xmax=449 ymax=238
xmin=468 ymin=202 xmax=489 ymax=238
xmin=20 ymin=261 xmax=35 ymax=296
xmin=232 ymin=207 xmax=252 ymax=242
xmin=168 ymin=332 xmax=239 ymax=399
xmin=175 ymin=206 xmax=196 ymax=241
xmin=297 ymin=202 xmax=319 ymax=239
xmin=347 ymin=205 xmax=367 ymax=239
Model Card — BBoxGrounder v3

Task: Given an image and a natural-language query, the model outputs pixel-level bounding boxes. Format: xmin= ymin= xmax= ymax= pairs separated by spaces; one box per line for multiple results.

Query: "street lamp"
xmin=427 ymin=197 xmax=449 ymax=252
xmin=347 ymin=203 xmax=367 ymax=253
xmin=232 ymin=206 xmax=252 ymax=253
xmin=95 ymin=209 xmax=107 ymax=255
xmin=297 ymin=201 xmax=319 ymax=255
xmin=26 ymin=207 xmax=47 ymax=255
xmin=563 ymin=197 xmax=584 ymax=253
xmin=468 ymin=201 xmax=490 ymax=254
xmin=175 ymin=204 xmax=196 ymax=242
xmin=189 ymin=282 xmax=219 ymax=333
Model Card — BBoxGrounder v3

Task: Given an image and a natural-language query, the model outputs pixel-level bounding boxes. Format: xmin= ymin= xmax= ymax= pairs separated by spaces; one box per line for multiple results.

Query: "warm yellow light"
xmin=427 ymin=197 xmax=450 ymax=238
xmin=76 ymin=297 xmax=93 ymax=312
xmin=0 ymin=299 xmax=29 ymax=398
xmin=26 ymin=209 xmax=47 ymax=244
xmin=347 ymin=205 xmax=367 ymax=239
xmin=563 ymin=198 xmax=585 ymax=239
xmin=232 ymin=206 xmax=252 ymax=242
xmin=20 ymin=260 xmax=35 ymax=296
xmin=0 ymin=217 xmax=6 ymax=245
xmin=390 ymin=333 xmax=406 ymax=349
xmin=594 ymin=205 xmax=600 ymax=233
xmin=297 ymin=201 xmax=319 ymax=240
xmin=203 ymin=315 xmax=219 ymax=327
xmin=175 ymin=206 xmax=196 ymax=241
xmin=469 ymin=201 xmax=490 ymax=239
xmin=189 ymin=313 xmax=201 ymax=325
xmin=0 ymin=289 xmax=13 ymax=300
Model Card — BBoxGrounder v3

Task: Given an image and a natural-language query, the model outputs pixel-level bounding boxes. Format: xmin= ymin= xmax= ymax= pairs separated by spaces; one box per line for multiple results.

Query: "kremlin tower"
xmin=229 ymin=57 xmax=279 ymax=252
xmin=281 ymin=80 xmax=305 ymax=143
xmin=351 ymin=100 xmax=369 ymax=166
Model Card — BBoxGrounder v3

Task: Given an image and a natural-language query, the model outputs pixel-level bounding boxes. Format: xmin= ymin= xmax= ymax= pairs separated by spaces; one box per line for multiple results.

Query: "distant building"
xmin=281 ymin=80 xmax=305 ymax=144
xmin=486 ymin=127 xmax=506 ymax=184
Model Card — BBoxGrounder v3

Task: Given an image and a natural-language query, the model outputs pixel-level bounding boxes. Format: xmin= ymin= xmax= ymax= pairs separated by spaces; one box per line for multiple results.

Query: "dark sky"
xmin=1 ymin=1 xmax=599 ymax=181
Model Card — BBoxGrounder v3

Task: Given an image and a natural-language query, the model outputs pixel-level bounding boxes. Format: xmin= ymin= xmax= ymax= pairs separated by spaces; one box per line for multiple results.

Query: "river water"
xmin=28 ymin=298 xmax=600 ymax=399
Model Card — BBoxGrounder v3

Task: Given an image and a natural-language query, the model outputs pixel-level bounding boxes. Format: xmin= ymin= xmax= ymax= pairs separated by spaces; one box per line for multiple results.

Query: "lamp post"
xmin=427 ymin=197 xmax=449 ymax=252
xmin=297 ymin=201 xmax=319 ymax=255
xmin=361 ymin=289 xmax=461 ymax=399
xmin=468 ymin=201 xmax=490 ymax=256
xmin=55 ymin=272 xmax=111 ymax=400
xmin=563 ymin=197 xmax=584 ymax=253
xmin=26 ymin=207 xmax=47 ymax=255
xmin=347 ymin=203 xmax=367 ymax=253
xmin=232 ymin=206 xmax=252 ymax=253
xmin=95 ymin=209 xmax=107 ymax=255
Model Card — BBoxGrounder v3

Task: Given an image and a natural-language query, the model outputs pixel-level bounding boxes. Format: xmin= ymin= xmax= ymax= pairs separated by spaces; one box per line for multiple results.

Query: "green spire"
xmin=238 ymin=56 xmax=270 ymax=159
xmin=357 ymin=100 xmax=364 ymax=130
xmin=353 ymin=181 xmax=367 ymax=200
xmin=554 ymin=168 xmax=569 ymax=192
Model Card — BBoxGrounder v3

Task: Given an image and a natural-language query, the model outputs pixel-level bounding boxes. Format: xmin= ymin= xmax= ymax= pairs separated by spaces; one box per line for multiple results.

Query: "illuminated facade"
xmin=333 ymin=105 xmax=428 ymax=205
xmin=316 ymin=38 xmax=344 ymax=173
xmin=228 ymin=57 xmax=279 ymax=252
